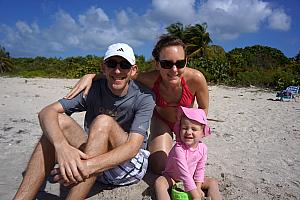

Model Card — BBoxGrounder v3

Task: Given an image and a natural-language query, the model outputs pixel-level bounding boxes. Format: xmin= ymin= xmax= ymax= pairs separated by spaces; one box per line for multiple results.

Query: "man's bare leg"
xmin=13 ymin=135 xmax=55 ymax=200
xmin=13 ymin=114 xmax=86 ymax=200
xmin=66 ymin=115 xmax=128 ymax=200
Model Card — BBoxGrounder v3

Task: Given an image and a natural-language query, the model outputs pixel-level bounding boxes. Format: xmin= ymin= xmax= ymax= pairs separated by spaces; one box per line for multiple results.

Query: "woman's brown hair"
xmin=152 ymin=35 xmax=186 ymax=61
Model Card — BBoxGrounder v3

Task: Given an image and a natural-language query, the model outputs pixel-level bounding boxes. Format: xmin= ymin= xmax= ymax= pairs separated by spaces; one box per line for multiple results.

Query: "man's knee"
xmin=90 ymin=114 xmax=115 ymax=132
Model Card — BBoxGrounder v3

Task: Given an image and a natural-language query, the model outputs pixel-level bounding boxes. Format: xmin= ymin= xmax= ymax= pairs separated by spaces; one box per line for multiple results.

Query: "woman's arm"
xmin=136 ymin=70 xmax=159 ymax=89
xmin=65 ymin=73 xmax=100 ymax=99
xmin=65 ymin=70 xmax=158 ymax=99
xmin=187 ymin=68 xmax=209 ymax=115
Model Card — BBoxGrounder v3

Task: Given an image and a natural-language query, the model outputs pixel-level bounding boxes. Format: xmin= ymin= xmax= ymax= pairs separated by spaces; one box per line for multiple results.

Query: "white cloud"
xmin=198 ymin=0 xmax=291 ymax=40
xmin=116 ymin=10 xmax=129 ymax=26
xmin=49 ymin=41 xmax=64 ymax=51
xmin=16 ymin=21 xmax=34 ymax=34
xmin=0 ymin=0 xmax=293 ymax=57
xmin=1 ymin=8 xmax=115 ymax=56
xmin=0 ymin=21 xmax=47 ymax=56
xmin=150 ymin=0 xmax=196 ymax=24
xmin=267 ymin=9 xmax=291 ymax=31
xmin=79 ymin=6 xmax=109 ymax=27
xmin=198 ymin=0 xmax=272 ymax=40
xmin=66 ymin=36 xmax=80 ymax=46
xmin=0 ymin=6 xmax=162 ymax=57
xmin=31 ymin=22 xmax=40 ymax=33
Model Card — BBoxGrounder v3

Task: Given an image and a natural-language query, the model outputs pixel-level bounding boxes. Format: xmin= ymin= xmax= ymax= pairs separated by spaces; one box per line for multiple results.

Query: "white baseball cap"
xmin=104 ymin=43 xmax=136 ymax=65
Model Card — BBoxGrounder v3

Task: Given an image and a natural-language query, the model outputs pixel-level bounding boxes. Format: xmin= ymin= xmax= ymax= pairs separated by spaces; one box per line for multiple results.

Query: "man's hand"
xmin=50 ymin=166 xmax=91 ymax=187
xmin=55 ymin=144 xmax=90 ymax=185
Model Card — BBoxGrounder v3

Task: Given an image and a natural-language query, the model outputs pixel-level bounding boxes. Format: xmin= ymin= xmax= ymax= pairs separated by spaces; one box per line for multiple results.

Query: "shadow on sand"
xmin=36 ymin=171 xmax=158 ymax=200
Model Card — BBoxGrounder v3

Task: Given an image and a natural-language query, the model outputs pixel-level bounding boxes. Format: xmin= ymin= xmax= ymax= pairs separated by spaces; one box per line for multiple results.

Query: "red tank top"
xmin=151 ymin=76 xmax=194 ymax=107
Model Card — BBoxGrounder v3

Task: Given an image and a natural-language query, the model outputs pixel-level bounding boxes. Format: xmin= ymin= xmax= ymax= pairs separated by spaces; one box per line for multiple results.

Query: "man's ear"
xmin=130 ymin=65 xmax=138 ymax=78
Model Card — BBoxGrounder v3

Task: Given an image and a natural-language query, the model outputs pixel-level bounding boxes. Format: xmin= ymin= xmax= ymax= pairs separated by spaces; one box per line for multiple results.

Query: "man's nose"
xmin=114 ymin=64 xmax=122 ymax=73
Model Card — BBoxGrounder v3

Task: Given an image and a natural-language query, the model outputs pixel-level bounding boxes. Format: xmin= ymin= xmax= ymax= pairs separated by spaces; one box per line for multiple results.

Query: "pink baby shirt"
xmin=163 ymin=141 xmax=207 ymax=192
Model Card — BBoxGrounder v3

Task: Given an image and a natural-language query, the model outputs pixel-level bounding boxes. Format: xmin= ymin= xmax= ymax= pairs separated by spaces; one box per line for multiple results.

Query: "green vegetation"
xmin=8 ymin=56 xmax=102 ymax=78
xmin=0 ymin=45 xmax=14 ymax=73
xmin=1 ymin=23 xmax=300 ymax=91
xmin=187 ymin=47 xmax=300 ymax=90
xmin=166 ymin=22 xmax=212 ymax=58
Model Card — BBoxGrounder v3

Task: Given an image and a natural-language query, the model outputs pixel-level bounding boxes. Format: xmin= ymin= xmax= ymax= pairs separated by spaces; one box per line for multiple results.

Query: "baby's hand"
xmin=190 ymin=188 xmax=205 ymax=200
xmin=199 ymin=189 xmax=205 ymax=198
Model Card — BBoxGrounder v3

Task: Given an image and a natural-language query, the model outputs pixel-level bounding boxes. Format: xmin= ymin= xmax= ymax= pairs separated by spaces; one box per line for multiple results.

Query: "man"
xmin=13 ymin=43 xmax=155 ymax=200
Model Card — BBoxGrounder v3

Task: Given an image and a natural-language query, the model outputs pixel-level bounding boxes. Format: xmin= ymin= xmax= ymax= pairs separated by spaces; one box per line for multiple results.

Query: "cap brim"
xmin=179 ymin=106 xmax=211 ymax=136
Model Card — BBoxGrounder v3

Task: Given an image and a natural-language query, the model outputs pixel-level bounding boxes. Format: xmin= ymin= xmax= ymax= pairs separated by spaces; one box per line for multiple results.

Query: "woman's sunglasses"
xmin=159 ymin=59 xmax=186 ymax=69
xmin=105 ymin=59 xmax=132 ymax=69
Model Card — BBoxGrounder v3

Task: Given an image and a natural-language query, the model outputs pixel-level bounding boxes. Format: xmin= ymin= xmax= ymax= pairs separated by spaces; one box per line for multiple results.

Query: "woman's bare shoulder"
xmin=137 ymin=70 xmax=160 ymax=88
xmin=184 ymin=67 xmax=206 ymax=83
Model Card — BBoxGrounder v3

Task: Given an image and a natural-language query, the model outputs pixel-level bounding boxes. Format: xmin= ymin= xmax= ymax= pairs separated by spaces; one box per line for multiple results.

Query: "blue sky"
xmin=0 ymin=0 xmax=299 ymax=59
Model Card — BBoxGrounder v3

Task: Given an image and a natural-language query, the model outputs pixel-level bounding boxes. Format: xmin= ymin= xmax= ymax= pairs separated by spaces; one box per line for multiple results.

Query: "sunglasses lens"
xmin=106 ymin=60 xmax=117 ymax=68
xmin=159 ymin=59 xmax=186 ymax=69
xmin=159 ymin=60 xmax=173 ymax=69
xmin=105 ymin=60 xmax=132 ymax=69
xmin=120 ymin=60 xmax=132 ymax=69
xmin=176 ymin=60 xmax=186 ymax=68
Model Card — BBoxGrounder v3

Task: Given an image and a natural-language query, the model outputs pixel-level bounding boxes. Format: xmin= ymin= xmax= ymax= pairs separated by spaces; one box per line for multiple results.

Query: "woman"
xmin=66 ymin=35 xmax=209 ymax=174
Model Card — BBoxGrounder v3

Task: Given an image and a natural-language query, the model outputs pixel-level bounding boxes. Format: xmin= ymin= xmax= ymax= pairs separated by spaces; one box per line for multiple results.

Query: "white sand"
xmin=0 ymin=77 xmax=299 ymax=199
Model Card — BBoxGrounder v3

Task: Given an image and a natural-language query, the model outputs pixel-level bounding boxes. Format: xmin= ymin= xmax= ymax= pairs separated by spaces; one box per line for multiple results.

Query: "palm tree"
xmin=0 ymin=57 xmax=13 ymax=73
xmin=165 ymin=23 xmax=212 ymax=58
xmin=0 ymin=45 xmax=9 ymax=57
xmin=165 ymin=22 xmax=185 ymax=40
xmin=183 ymin=23 xmax=212 ymax=58
xmin=0 ymin=45 xmax=14 ymax=73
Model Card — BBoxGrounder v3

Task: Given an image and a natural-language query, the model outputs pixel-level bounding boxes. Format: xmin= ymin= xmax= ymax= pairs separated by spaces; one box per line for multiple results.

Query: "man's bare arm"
xmin=38 ymin=102 xmax=88 ymax=184
xmin=86 ymin=132 xmax=144 ymax=175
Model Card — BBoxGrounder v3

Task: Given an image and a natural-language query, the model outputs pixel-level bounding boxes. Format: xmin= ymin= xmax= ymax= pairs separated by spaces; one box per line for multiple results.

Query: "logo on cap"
xmin=117 ymin=48 xmax=124 ymax=52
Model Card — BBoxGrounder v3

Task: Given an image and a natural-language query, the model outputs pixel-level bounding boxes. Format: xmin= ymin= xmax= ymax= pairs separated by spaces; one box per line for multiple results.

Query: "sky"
xmin=0 ymin=0 xmax=299 ymax=59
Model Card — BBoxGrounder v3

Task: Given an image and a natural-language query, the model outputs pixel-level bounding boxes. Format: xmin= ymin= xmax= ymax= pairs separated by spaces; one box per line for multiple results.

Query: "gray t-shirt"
xmin=58 ymin=79 xmax=155 ymax=149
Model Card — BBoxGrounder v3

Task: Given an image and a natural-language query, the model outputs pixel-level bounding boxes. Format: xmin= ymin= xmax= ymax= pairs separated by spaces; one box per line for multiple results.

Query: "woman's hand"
xmin=65 ymin=74 xmax=96 ymax=99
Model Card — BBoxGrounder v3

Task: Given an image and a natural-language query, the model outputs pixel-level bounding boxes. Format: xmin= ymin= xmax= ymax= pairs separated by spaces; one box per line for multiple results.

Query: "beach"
xmin=0 ymin=77 xmax=299 ymax=199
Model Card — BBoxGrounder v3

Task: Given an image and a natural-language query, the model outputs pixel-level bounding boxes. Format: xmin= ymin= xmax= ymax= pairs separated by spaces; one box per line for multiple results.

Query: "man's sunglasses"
xmin=105 ymin=59 xmax=132 ymax=69
xmin=159 ymin=59 xmax=186 ymax=69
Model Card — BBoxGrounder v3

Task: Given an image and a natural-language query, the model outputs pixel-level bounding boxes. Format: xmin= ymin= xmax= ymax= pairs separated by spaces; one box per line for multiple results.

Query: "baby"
xmin=154 ymin=106 xmax=221 ymax=200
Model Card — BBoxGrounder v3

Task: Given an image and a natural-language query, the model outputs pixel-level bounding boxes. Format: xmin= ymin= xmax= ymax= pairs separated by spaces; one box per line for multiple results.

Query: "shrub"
xmin=188 ymin=58 xmax=231 ymax=84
